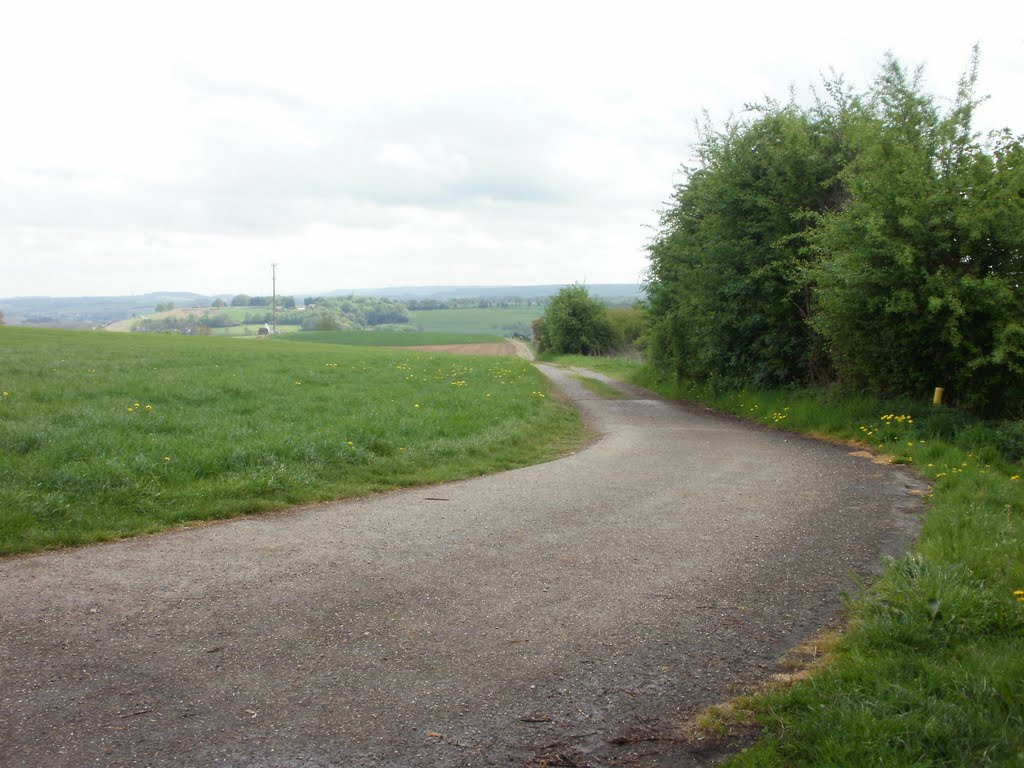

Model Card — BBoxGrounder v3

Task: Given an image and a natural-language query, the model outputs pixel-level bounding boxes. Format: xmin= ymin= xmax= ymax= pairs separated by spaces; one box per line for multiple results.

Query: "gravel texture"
xmin=0 ymin=365 xmax=926 ymax=767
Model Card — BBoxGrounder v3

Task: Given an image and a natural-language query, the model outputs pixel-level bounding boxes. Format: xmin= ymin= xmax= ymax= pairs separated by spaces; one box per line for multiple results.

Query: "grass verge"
xmin=544 ymin=354 xmax=1024 ymax=766
xmin=0 ymin=328 xmax=583 ymax=555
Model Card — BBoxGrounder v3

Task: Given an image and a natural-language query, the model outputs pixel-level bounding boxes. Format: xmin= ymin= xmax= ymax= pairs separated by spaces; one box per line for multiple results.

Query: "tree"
xmin=154 ymin=301 xmax=174 ymax=312
xmin=808 ymin=52 xmax=1024 ymax=414
xmin=0 ymin=310 xmax=5 ymax=325
xmin=211 ymin=298 xmax=227 ymax=308
xmin=539 ymin=284 xmax=614 ymax=355
xmin=645 ymin=96 xmax=847 ymax=389
xmin=230 ymin=294 xmax=251 ymax=307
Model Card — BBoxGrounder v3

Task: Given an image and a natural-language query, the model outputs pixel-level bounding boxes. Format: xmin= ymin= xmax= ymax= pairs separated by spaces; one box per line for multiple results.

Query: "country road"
xmin=0 ymin=365 xmax=925 ymax=767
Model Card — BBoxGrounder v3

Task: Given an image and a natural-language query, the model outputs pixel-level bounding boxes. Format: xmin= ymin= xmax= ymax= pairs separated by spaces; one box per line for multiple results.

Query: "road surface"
xmin=0 ymin=365 xmax=925 ymax=767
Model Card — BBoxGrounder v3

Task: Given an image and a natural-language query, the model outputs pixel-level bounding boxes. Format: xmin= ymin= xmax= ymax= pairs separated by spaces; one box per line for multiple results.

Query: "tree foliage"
xmin=537 ymin=284 xmax=614 ymax=355
xmin=645 ymin=52 xmax=1024 ymax=415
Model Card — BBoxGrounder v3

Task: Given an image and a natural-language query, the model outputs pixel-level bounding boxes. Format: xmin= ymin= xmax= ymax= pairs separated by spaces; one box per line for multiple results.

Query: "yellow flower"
xmin=164 ymin=456 xmax=171 ymax=462
xmin=128 ymin=407 xmax=134 ymax=412
xmin=145 ymin=404 xmax=152 ymax=411
xmin=1011 ymin=476 xmax=1020 ymax=481
xmin=414 ymin=404 xmax=421 ymax=408
xmin=134 ymin=403 xmax=140 ymax=408
xmin=2 ymin=391 xmax=8 ymax=397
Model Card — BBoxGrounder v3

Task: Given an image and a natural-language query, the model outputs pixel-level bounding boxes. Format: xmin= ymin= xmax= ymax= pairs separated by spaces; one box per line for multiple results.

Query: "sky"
xmin=1 ymin=1 xmax=1021 ymax=299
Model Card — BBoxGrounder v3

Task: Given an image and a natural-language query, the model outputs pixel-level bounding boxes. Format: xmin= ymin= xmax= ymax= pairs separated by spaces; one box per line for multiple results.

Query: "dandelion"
xmin=2 ymin=391 xmax=8 ymax=397
xmin=128 ymin=407 xmax=134 ymax=412
xmin=414 ymin=404 xmax=421 ymax=408
xmin=145 ymin=404 xmax=152 ymax=411
xmin=936 ymin=472 xmax=947 ymax=478
xmin=1015 ymin=590 xmax=1024 ymax=603
xmin=1011 ymin=476 xmax=1020 ymax=481
xmin=164 ymin=456 xmax=171 ymax=462
xmin=134 ymin=403 xmax=140 ymax=408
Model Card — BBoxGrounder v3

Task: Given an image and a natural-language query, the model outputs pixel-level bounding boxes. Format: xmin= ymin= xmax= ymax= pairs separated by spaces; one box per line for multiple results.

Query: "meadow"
xmin=545 ymin=353 xmax=1024 ymax=766
xmin=0 ymin=328 xmax=582 ymax=555
xmin=284 ymin=330 xmax=504 ymax=346
xmin=406 ymin=306 xmax=541 ymax=336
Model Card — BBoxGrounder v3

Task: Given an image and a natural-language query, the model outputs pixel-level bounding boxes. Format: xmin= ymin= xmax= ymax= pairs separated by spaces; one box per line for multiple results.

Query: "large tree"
xmin=808 ymin=53 xmax=1024 ymax=414
xmin=645 ymin=52 xmax=1024 ymax=415
xmin=646 ymin=97 xmax=847 ymax=388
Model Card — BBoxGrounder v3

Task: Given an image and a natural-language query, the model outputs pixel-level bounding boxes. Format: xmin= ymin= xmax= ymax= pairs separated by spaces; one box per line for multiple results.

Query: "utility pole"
xmin=271 ymin=262 xmax=278 ymax=335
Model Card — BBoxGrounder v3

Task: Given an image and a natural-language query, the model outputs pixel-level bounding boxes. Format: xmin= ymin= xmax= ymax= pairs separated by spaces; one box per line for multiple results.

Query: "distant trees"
xmin=154 ymin=302 xmax=175 ymax=313
xmin=230 ymin=294 xmax=251 ymax=307
xmin=645 ymin=52 xmax=1024 ymax=415
xmin=211 ymin=298 xmax=227 ymax=308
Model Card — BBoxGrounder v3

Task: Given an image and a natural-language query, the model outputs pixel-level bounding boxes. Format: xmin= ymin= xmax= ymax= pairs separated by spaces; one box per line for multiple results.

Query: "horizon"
xmin=0 ymin=280 xmax=644 ymax=302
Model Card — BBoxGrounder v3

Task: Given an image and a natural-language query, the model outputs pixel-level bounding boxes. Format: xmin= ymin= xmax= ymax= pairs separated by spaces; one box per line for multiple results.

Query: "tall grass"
xmin=545 ymin=354 xmax=1024 ymax=765
xmin=0 ymin=328 xmax=583 ymax=555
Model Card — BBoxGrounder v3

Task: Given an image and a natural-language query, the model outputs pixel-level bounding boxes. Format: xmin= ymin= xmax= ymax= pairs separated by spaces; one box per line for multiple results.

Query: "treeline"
xmin=133 ymin=296 xmax=410 ymax=333
xmin=300 ymin=296 xmax=409 ymax=330
xmin=645 ymin=52 xmax=1024 ymax=416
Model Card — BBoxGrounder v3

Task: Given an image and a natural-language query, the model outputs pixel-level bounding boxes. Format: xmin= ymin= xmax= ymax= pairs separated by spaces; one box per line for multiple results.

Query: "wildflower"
xmin=164 ymin=456 xmax=171 ymax=462
xmin=134 ymin=403 xmax=140 ymax=408
xmin=128 ymin=407 xmax=134 ymax=412
xmin=936 ymin=472 xmax=947 ymax=478
xmin=2 ymin=391 xmax=8 ymax=397
xmin=145 ymin=405 xmax=152 ymax=411
xmin=414 ymin=404 xmax=421 ymax=408
xmin=1015 ymin=590 xmax=1024 ymax=603
xmin=1012 ymin=476 xmax=1020 ymax=481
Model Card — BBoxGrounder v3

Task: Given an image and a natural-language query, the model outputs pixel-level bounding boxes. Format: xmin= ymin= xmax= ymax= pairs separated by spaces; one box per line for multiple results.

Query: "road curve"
xmin=0 ymin=366 xmax=925 ymax=767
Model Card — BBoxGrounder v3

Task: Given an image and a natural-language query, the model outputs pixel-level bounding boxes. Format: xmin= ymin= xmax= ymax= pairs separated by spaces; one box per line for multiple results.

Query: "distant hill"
xmin=0 ymin=292 xmax=210 ymax=328
xmin=0 ymin=284 xmax=644 ymax=328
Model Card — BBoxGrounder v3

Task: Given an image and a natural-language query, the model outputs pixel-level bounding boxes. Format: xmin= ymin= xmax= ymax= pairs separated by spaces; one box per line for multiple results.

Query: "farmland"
xmin=0 ymin=327 xmax=582 ymax=554
xmin=406 ymin=306 xmax=541 ymax=336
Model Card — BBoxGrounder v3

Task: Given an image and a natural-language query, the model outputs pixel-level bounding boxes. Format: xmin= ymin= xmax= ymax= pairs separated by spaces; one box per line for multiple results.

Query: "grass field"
xmin=406 ymin=307 xmax=541 ymax=336
xmin=0 ymin=327 xmax=583 ymax=555
xmin=208 ymin=323 xmax=301 ymax=336
xmin=545 ymin=353 xmax=1024 ymax=766
xmin=283 ymin=330 xmax=504 ymax=347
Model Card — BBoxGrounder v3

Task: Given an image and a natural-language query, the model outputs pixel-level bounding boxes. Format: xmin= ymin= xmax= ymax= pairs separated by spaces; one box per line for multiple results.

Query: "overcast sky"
xmin=1 ymin=1 xmax=1021 ymax=298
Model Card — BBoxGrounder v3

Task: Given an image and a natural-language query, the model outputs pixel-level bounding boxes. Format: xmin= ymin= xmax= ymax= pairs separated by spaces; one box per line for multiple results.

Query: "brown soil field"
xmin=390 ymin=340 xmax=534 ymax=360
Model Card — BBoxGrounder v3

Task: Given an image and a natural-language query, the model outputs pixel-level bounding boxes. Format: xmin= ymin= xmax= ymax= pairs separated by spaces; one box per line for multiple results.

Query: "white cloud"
xmin=1 ymin=0 xmax=1021 ymax=297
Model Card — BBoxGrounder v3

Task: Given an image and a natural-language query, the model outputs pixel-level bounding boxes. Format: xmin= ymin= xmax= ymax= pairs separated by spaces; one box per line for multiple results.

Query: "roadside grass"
xmin=282 ymin=330 xmax=504 ymax=346
xmin=571 ymin=374 xmax=629 ymax=399
xmin=544 ymin=353 xmax=1024 ymax=766
xmin=0 ymin=327 xmax=583 ymax=555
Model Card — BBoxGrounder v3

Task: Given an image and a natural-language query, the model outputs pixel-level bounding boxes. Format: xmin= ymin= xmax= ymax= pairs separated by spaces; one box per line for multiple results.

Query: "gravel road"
xmin=0 ymin=365 xmax=925 ymax=767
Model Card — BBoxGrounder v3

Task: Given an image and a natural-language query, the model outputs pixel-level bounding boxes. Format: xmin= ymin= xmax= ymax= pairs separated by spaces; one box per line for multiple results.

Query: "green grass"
xmin=544 ymin=353 xmax=1024 ymax=766
xmin=283 ymin=330 xmax=504 ymax=346
xmin=571 ymin=374 xmax=629 ymax=399
xmin=407 ymin=307 xmax=542 ymax=336
xmin=210 ymin=323 xmax=302 ymax=336
xmin=0 ymin=327 xmax=583 ymax=555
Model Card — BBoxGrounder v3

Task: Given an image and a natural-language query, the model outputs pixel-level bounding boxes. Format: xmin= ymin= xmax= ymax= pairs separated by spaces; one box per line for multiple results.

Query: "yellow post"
xmin=933 ymin=387 xmax=944 ymax=406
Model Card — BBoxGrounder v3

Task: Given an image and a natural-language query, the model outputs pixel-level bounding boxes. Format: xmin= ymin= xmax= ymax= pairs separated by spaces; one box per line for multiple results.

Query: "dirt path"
xmin=0 ymin=366 xmax=924 ymax=767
